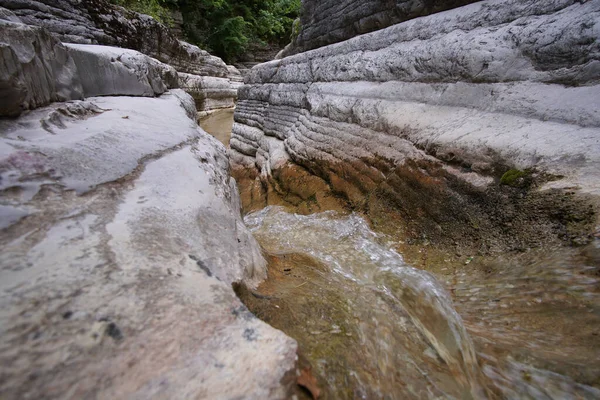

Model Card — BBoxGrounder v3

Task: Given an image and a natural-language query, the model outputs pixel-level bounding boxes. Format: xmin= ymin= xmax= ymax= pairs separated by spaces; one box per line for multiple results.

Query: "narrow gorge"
xmin=1 ymin=0 xmax=599 ymax=399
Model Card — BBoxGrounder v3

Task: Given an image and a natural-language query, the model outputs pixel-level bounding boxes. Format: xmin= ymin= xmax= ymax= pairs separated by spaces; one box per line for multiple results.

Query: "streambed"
xmin=238 ymin=206 xmax=600 ymax=399
xmin=199 ymin=107 xmax=600 ymax=399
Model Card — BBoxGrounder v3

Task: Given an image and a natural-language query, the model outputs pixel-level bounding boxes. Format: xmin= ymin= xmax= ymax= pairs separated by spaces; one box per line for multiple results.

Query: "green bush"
xmin=110 ymin=0 xmax=175 ymax=25
xmin=111 ymin=0 xmax=301 ymax=62
xmin=177 ymin=0 xmax=301 ymax=62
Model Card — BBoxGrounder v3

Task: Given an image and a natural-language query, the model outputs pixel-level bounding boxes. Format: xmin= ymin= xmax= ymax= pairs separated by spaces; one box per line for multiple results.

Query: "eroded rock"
xmin=231 ymin=0 xmax=600 ymax=251
xmin=0 ymin=1 xmax=245 ymax=111
xmin=0 ymin=0 xmax=230 ymax=78
xmin=283 ymin=0 xmax=479 ymax=56
xmin=65 ymin=44 xmax=179 ymax=97
xmin=0 ymin=90 xmax=297 ymax=399
xmin=0 ymin=9 xmax=83 ymax=117
xmin=178 ymin=72 xmax=237 ymax=112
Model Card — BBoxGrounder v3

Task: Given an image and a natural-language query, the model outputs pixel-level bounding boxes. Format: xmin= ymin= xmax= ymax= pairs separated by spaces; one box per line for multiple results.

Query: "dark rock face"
xmin=0 ymin=0 xmax=230 ymax=77
xmin=283 ymin=0 xmax=479 ymax=56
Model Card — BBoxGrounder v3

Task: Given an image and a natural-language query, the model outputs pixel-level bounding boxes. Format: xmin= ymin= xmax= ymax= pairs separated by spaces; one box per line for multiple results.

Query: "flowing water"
xmin=199 ymin=110 xmax=600 ymax=399
xmin=239 ymin=206 xmax=600 ymax=399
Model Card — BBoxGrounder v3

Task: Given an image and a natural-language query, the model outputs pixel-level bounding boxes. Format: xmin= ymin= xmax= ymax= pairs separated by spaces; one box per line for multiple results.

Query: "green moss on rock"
xmin=500 ymin=168 xmax=529 ymax=187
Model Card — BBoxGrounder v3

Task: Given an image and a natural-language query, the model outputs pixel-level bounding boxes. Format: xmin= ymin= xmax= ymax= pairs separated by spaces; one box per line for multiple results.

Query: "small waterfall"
xmin=244 ymin=206 xmax=488 ymax=398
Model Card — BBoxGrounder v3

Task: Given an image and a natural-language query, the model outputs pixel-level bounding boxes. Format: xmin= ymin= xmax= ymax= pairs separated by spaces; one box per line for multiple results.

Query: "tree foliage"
xmin=110 ymin=0 xmax=300 ymax=62
xmin=111 ymin=0 xmax=176 ymax=25
xmin=177 ymin=0 xmax=301 ymax=62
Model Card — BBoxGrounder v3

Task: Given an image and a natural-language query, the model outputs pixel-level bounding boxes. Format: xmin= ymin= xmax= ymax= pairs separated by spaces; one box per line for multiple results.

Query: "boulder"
xmin=65 ymin=44 xmax=178 ymax=97
xmin=0 ymin=9 xmax=83 ymax=117
xmin=0 ymin=90 xmax=297 ymax=399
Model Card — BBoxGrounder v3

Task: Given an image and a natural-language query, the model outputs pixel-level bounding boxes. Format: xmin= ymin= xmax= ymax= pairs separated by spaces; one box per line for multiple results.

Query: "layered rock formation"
xmin=0 ymin=0 xmax=243 ymax=114
xmin=0 ymin=13 xmax=83 ymax=116
xmin=231 ymin=0 xmax=600 ymax=252
xmin=0 ymin=13 xmax=297 ymax=399
xmin=282 ymin=0 xmax=479 ymax=56
xmin=0 ymin=0 xmax=228 ymax=76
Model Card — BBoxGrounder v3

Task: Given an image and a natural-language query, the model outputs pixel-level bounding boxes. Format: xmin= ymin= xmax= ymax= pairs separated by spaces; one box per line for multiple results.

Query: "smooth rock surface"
xmin=0 ymin=9 xmax=83 ymax=116
xmin=0 ymin=90 xmax=297 ymax=399
xmin=65 ymin=44 xmax=179 ymax=97
xmin=0 ymin=1 xmax=245 ymax=111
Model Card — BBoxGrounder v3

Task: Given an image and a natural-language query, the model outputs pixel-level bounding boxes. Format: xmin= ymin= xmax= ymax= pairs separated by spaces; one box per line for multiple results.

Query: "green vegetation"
xmin=500 ymin=168 xmax=530 ymax=187
xmin=179 ymin=0 xmax=301 ymax=62
xmin=111 ymin=0 xmax=175 ymax=24
xmin=111 ymin=0 xmax=301 ymax=63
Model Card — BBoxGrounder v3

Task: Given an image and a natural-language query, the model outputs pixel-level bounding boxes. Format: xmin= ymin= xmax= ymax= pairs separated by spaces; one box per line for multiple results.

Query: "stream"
xmin=202 ymin=110 xmax=600 ymax=399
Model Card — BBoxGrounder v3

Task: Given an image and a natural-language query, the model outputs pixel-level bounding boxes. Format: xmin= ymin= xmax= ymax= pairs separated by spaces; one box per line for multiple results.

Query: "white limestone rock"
xmin=0 ymin=8 xmax=83 ymax=116
xmin=0 ymin=0 xmax=231 ymax=78
xmin=227 ymin=64 xmax=244 ymax=90
xmin=232 ymin=0 xmax=600 ymax=195
xmin=0 ymin=90 xmax=297 ymax=399
xmin=178 ymin=72 xmax=237 ymax=112
xmin=283 ymin=0 xmax=479 ymax=56
xmin=64 ymin=44 xmax=178 ymax=97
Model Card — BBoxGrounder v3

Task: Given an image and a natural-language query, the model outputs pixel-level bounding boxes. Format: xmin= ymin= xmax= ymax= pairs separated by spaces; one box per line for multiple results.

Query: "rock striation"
xmin=0 ymin=10 xmax=297 ymax=400
xmin=282 ymin=0 xmax=479 ymax=56
xmin=231 ymin=0 xmax=600 ymax=251
xmin=0 ymin=0 xmax=229 ymax=77
xmin=178 ymin=73 xmax=238 ymax=113
xmin=0 ymin=0 xmax=243 ymax=112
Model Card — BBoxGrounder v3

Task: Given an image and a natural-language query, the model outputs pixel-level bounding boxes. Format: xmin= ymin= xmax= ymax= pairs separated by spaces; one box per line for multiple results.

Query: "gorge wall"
xmin=0 ymin=0 xmax=243 ymax=118
xmin=231 ymin=0 xmax=600 ymax=253
xmin=0 ymin=8 xmax=297 ymax=399
xmin=283 ymin=0 xmax=479 ymax=56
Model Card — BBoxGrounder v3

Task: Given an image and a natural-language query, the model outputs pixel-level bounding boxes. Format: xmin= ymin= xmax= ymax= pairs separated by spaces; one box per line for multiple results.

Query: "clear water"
xmin=242 ymin=206 xmax=600 ymax=399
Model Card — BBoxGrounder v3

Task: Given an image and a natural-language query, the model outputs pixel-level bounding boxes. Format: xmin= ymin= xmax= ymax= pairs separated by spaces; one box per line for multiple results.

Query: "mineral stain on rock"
xmin=243 ymin=328 xmax=257 ymax=341
xmin=106 ymin=322 xmax=123 ymax=341
xmin=189 ymin=254 xmax=212 ymax=277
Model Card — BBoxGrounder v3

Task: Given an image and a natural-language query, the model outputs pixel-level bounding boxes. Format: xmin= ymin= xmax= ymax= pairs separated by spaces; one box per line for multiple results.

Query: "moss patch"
xmin=500 ymin=168 xmax=530 ymax=187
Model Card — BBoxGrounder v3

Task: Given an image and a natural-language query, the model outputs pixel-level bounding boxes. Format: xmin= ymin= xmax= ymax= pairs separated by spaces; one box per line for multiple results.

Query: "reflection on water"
xmin=198 ymin=108 xmax=234 ymax=146
xmin=241 ymin=206 xmax=600 ymax=399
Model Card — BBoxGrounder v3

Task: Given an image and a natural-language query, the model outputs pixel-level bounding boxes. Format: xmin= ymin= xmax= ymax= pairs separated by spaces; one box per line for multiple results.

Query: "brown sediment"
xmin=232 ymin=155 xmax=597 ymax=256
